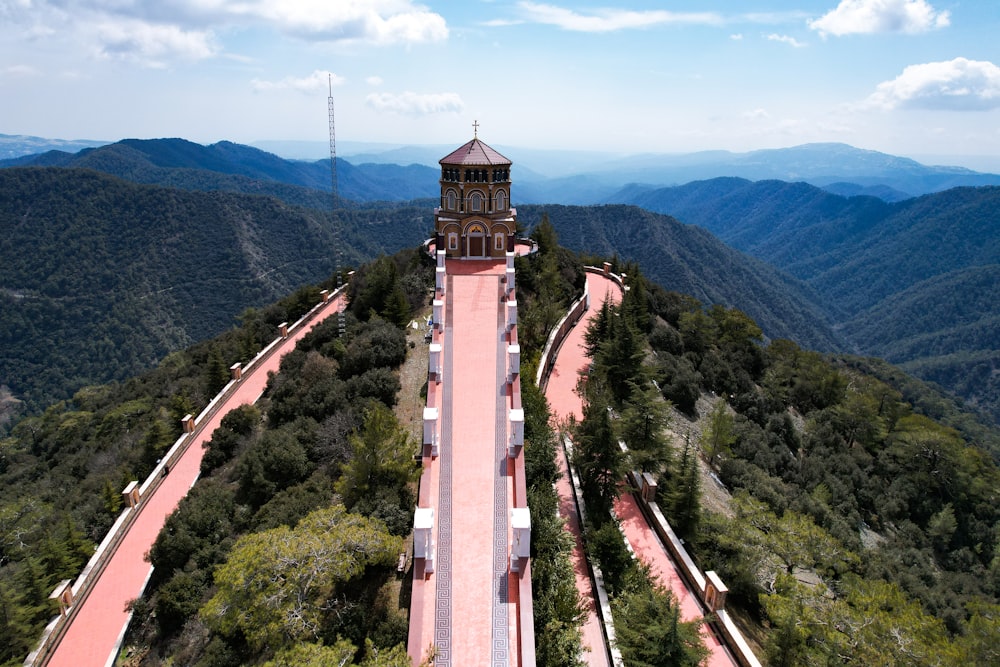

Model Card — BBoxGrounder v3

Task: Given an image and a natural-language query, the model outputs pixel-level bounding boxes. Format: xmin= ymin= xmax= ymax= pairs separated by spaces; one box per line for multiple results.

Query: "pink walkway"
xmin=46 ymin=295 xmax=345 ymax=667
xmin=545 ymin=272 xmax=620 ymax=667
xmin=409 ymin=259 xmax=520 ymax=666
xmin=545 ymin=271 xmax=737 ymax=667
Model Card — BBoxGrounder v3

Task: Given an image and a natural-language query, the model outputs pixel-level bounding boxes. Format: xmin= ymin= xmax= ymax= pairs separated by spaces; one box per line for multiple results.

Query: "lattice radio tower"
xmin=328 ymin=73 xmax=346 ymax=336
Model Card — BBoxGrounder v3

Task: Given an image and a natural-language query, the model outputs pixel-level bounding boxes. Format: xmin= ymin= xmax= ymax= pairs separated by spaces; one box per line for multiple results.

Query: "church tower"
xmin=435 ymin=125 xmax=516 ymax=258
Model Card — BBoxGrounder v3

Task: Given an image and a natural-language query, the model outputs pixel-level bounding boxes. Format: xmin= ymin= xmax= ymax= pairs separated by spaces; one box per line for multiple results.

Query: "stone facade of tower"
xmin=435 ymin=136 xmax=516 ymax=259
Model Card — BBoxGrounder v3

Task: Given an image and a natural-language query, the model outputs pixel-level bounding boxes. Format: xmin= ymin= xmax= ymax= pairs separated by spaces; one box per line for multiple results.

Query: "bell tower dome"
xmin=435 ymin=124 xmax=515 ymax=258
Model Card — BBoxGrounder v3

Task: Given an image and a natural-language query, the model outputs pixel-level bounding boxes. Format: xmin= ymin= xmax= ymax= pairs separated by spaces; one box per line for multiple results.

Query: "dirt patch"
xmin=0 ymin=384 xmax=24 ymax=431
xmin=664 ymin=393 xmax=735 ymax=518
xmin=396 ymin=308 xmax=431 ymax=444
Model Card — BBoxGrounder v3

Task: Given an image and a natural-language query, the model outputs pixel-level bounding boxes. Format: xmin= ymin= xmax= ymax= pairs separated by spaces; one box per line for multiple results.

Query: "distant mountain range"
xmin=7 ymin=135 xmax=1000 ymax=204
xmin=0 ymin=132 xmax=108 ymax=160
xmin=1 ymin=136 xmax=997 ymax=423
xmin=0 ymin=138 xmax=438 ymax=204
xmin=281 ymin=139 xmax=1000 ymax=203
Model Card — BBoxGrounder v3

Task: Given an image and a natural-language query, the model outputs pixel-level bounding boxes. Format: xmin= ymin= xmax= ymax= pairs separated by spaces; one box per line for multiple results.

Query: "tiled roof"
xmin=439 ymin=137 xmax=511 ymax=166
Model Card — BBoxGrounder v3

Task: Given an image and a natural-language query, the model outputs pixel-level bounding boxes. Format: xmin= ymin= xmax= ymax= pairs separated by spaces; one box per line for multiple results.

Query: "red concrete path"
xmin=446 ymin=262 xmax=513 ymax=662
xmin=408 ymin=258 xmax=521 ymax=666
xmin=545 ymin=272 xmax=620 ymax=667
xmin=545 ymin=271 xmax=738 ymax=667
xmin=46 ymin=295 xmax=345 ymax=667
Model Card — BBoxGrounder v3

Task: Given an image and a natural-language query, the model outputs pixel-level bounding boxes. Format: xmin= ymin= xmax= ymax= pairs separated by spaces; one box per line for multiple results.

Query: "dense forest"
xmin=2 ymin=143 xmax=998 ymax=664
xmin=560 ymin=238 xmax=1000 ymax=665
xmin=2 ymin=227 xmax=999 ymax=665
xmin=0 ymin=167 xmax=430 ymax=420
xmin=615 ymin=178 xmax=1000 ymax=424
xmin=6 ymin=147 xmax=996 ymax=430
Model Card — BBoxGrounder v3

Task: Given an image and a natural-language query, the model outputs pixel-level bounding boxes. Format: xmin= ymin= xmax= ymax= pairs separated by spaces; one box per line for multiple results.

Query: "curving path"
xmin=45 ymin=294 xmax=346 ymax=667
xmin=545 ymin=270 xmax=738 ymax=667
xmin=544 ymin=271 xmax=621 ymax=667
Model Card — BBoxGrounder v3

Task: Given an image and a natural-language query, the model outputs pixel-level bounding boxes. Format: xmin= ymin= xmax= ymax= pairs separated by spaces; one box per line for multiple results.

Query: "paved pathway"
xmin=46 ymin=295 xmax=345 ymax=667
xmin=409 ymin=258 xmax=521 ymax=666
xmin=545 ymin=270 xmax=738 ymax=667
xmin=544 ymin=272 xmax=620 ymax=667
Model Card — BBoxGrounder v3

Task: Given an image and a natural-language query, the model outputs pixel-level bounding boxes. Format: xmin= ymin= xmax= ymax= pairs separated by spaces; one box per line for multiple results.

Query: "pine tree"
xmin=574 ymin=397 xmax=624 ymax=518
xmin=668 ymin=436 xmax=701 ymax=539
xmin=205 ymin=345 xmax=230 ymax=397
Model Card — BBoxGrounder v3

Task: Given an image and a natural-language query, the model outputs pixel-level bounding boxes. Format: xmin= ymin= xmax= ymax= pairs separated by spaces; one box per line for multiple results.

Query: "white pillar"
xmin=505 ymin=267 xmax=515 ymax=294
xmin=429 ymin=343 xmax=442 ymax=381
xmin=433 ymin=299 xmax=444 ymax=330
xmin=705 ymin=571 xmax=729 ymax=611
xmin=506 ymin=299 xmax=517 ymax=331
xmin=508 ymin=344 xmax=520 ymax=381
xmin=509 ymin=408 xmax=524 ymax=456
xmin=510 ymin=507 xmax=531 ymax=572
xmin=414 ymin=508 xmax=435 ymax=572
xmin=506 ymin=250 xmax=515 ymax=270
xmin=423 ymin=407 xmax=439 ymax=456
xmin=437 ymin=249 xmax=446 ymax=268
xmin=121 ymin=480 xmax=139 ymax=508
xmin=436 ymin=266 xmax=446 ymax=293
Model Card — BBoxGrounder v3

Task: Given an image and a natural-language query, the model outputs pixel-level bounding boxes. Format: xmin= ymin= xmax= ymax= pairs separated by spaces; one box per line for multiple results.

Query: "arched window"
xmin=470 ymin=192 xmax=483 ymax=212
xmin=494 ymin=232 xmax=505 ymax=251
xmin=446 ymin=189 xmax=457 ymax=210
xmin=495 ymin=190 xmax=507 ymax=211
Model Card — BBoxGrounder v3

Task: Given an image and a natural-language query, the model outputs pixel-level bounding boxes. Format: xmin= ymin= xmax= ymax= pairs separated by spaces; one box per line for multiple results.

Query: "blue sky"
xmin=2 ymin=1 xmax=999 ymax=167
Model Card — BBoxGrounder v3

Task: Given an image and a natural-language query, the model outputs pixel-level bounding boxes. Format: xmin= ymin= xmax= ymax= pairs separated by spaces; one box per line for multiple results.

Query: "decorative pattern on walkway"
xmin=409 ymin=254 xmax=534 ymax=667
xmin=491 ymin=280 xmax=509 ymax=667
xmin=433 ymin=282 xmax=455 ymax=663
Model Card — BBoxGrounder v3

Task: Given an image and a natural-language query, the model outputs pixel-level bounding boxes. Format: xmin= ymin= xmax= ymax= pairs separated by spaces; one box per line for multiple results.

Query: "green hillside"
xmin=0 ymin=168 xmax=429 ymax=416
xmin=517 ymin=203 xmax=845 ymax=352
xmin=1 ymin=138 xmax=440 ymax=204
xmin=1 ymin=235 xmax=998 ymax=665
xmin=615 ymin=179 xmax=1000 ymax=423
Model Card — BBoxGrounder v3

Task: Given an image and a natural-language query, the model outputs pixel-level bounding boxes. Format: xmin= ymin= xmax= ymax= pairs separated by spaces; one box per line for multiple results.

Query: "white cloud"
xmin=248 ymin=1 xmax=448 ymax=44
xmin=366 ymin=76 xmax=384 ymax=86
xmin=1 ymin=1 xmax=448 ymax=69
xmin=2 ymin=64 xmax=39 ymax=76
xmin=743 ymin=108 xmax=770 ymax=120
xmin=810 ymin=0 xmax=950 ymax=37
xmin=766 ymin=33 xmax=806 ymax=47
xmin=482 ymin=18 xmax=525 ymax=27
xmin=517 ymin=1 xmax=722 ymax=32
xmin=365 ymin=91 xmax=464 ymax=115
xmin=729 ymin=33 xmax=743 ymax=40
xmin=251 ymin=70 xmax=344 ymax=94
xmin=866 ymin=58 xmax=1000 ymax=111
xmin=92 ymin=19 xmax=218 ymax=67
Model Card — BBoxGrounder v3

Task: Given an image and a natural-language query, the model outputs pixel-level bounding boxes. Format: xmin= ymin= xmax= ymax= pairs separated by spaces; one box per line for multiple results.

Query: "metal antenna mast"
xmin=328 ymin=73 xmax=346 ymax=336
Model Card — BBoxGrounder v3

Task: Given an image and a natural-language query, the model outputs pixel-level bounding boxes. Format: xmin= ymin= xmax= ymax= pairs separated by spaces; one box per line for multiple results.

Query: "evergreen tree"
xmin=574 ymin=396 xmax=624 ymax=518
xmin=583 ymin=298 xmax=612 ymax=358
xmin=101 ymin=478 xmax=122 ymax=516
xmin=668 ymin=436 xmax=701 ymax=538
xmin=596 ymin=309 xmax=645 ymax=406
xmin=619 ymin=379 xmax=672 ymax=475
xmin=205 ymin=345 xmax=230 ymax=397
xmin=0 ymin=573 xmax=38 ymax=664
xmin=615 ymin=580 xmax=708 ymax=667
xmin=702 ymin=400 xmax=735 ymax=469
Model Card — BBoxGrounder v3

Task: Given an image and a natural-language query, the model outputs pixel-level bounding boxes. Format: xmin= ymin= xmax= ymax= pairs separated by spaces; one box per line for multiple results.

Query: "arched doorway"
xmin=466 ymin=222 xmax=487 ymax=258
